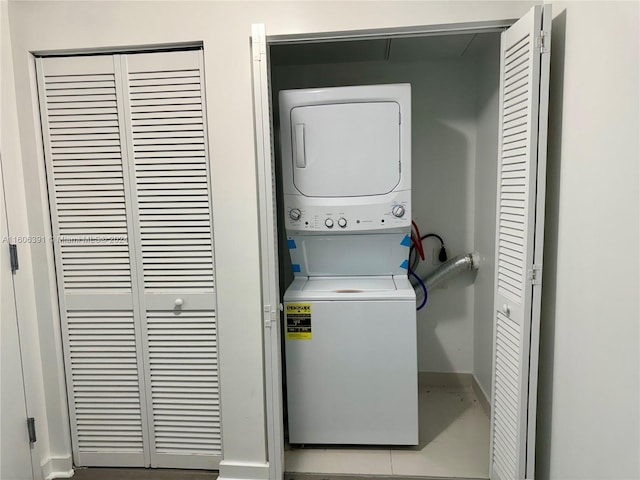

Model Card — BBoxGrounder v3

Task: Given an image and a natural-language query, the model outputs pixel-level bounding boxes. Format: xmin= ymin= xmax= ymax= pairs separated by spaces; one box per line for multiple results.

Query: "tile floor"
xmin=284 ymin=383 xmax=490 ymax=479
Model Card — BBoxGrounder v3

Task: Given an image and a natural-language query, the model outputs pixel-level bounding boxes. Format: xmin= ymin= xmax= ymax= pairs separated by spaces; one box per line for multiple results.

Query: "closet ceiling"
xmin=270 ymin=32 xmax=501 ymax=66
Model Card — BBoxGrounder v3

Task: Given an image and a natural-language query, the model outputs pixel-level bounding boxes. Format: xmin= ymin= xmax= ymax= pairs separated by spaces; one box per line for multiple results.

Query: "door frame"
xmin=1 ymin=151 xmax=37 ymax=480
xmin=525 ymin=5 xmax=552 ymax=477
xmin=251 ymin=17 xmax=523 ymax=480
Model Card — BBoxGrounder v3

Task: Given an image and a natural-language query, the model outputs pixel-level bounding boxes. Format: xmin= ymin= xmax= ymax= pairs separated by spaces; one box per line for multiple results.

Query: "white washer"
xmin=284 ymin=276 xmax=418 ymax=445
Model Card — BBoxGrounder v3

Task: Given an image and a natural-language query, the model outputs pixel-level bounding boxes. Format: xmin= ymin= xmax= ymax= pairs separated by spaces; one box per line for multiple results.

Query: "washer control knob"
xmin=338 ymin=217 xmax=347 ymax=228
xmin=289 ymin=208 xmax=302 ymax=221
xmin=325 ymin=218 xmax=334 ymax=228
xmin=392 ymin=205 xmax=406 ymax=218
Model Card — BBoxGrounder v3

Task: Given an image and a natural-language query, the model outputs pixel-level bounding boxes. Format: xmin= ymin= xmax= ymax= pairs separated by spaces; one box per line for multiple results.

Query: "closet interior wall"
xmin=270 ymin=33 xmax=501 ymax=395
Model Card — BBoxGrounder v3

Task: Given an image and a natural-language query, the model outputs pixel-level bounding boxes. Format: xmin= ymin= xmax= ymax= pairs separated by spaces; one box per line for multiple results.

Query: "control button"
xmin=392 ymin=205 xmax=406 ymax=218
xmin=338 ymin=217 xmax=347 ymax=228
xmin=289 ymin=208 xmax=302 ymax=221
xmin=325 ymin=218 xmax=334 ymax=228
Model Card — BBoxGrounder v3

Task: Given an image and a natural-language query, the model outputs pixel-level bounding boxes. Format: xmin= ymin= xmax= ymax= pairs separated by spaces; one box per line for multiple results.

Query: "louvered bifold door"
xmin=490 ymin=5 xmax=550 ymax=480
xmin=37 ymin=55 xmax=150 ymax=467
xmin=120 ymin=50 xmax=221 ymax=469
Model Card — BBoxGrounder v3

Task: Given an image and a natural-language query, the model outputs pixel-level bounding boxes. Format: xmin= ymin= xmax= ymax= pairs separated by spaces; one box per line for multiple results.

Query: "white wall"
xmin=408 ymin=59 xmax=478 ymax=374
xmin=272 ymin=57 xmax=480 ymax=374
xmin=4 ymin=2 xmax=537 ymax=478
xmin=472 ymin=37 xmax=500 ymax=398
xmin=536 ymin=2 xmax=640 ymax=478
xmin=1 ymin=2 xmax=72 ymax=478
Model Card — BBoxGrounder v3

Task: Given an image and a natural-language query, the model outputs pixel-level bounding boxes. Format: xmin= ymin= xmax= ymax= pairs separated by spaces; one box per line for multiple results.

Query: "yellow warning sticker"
xmin=286 ymin=303 xmax=312 ymax=340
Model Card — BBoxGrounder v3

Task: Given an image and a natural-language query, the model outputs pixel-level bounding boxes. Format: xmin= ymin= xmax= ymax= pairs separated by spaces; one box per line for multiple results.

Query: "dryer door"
xmin=291 ymin=102 xmax=400 ymax=197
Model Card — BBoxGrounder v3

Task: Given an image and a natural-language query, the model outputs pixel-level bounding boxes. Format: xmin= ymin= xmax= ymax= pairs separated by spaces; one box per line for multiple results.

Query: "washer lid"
xmin=291 ymin=102 xmax=400 ymax=197
xmin=283 ymin=275 xmax=415 ymax=301
xmin=302 ymin=276 xmax=397 ymax=293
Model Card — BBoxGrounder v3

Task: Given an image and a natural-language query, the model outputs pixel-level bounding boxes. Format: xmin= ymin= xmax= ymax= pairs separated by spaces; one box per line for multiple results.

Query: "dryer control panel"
xmin=284 ymin=191 xmax=410 ymax=233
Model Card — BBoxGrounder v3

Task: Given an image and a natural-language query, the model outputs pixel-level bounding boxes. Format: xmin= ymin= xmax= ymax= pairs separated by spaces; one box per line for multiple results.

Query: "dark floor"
xmin=72 ymin=468 xmax=218 ymax=480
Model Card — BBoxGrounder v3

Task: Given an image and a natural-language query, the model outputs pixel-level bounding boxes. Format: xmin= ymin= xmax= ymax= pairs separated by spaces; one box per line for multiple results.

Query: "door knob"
xmin=175 ymin=298 xmax=184 ymax=307
xmin=502 ymin=304 xmax=510 ymax=316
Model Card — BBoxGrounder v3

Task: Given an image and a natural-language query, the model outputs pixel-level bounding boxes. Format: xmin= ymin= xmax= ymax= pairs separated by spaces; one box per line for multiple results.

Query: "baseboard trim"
xmin=471 ymin=376 xmax=491 ymax=417
xmin=41 ymin=454 xmax=73 ymax=480
xmin=218 ymin=460 xmax=270 ymax=480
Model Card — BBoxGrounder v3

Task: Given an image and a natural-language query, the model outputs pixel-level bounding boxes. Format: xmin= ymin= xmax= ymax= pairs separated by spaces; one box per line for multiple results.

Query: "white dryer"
xmin=280 ymin=84 xmax=412 ymax=244
xmin=279 ymin=84 xmax=417 ymax=445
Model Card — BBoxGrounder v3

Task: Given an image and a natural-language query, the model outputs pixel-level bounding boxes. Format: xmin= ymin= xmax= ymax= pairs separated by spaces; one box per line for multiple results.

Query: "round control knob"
xmin=338 ymin=217 xmax=347 ymax=228
xmin=289 ymin=208 xmax=302 ymax=221
xmin=325 ymin=218 xmax=334 ymax=228
xmin=392 ymin=205 xmax=406 ymax=218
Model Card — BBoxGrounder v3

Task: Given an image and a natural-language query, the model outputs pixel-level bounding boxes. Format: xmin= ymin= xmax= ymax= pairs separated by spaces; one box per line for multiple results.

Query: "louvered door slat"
xmin=121 ymin=50 xmax=220 ymax=470
xmin=66 ymin=310 xmax=144 ymax=464
xmin=492 ymin=22 xmax=535 ymax=476
xmin=41 ymin=48 xmax=219 ymax=471
xmin=491 ymin=5 xmax=550 ymax=480
xmin=125 ymin=52 xmax=214 ymax=294
xmin=147 ymin=312 xmax=220 ymax=459
xmin=38 ymin=55 xmax=149 ymax=468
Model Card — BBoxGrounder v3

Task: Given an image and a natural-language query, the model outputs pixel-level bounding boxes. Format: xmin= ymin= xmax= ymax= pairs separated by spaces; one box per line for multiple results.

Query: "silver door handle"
xmin=295 ymin=123 xmax=306 ymax=168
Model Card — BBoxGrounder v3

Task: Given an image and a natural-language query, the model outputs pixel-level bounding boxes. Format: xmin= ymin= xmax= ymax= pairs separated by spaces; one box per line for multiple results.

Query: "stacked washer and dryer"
xmin=280 ymin=84 xmax=419 ymax=445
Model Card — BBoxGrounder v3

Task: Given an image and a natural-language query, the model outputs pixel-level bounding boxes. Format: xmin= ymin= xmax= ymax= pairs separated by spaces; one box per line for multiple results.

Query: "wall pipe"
xmin=412 ymin=252 xmax=479 ymax=303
